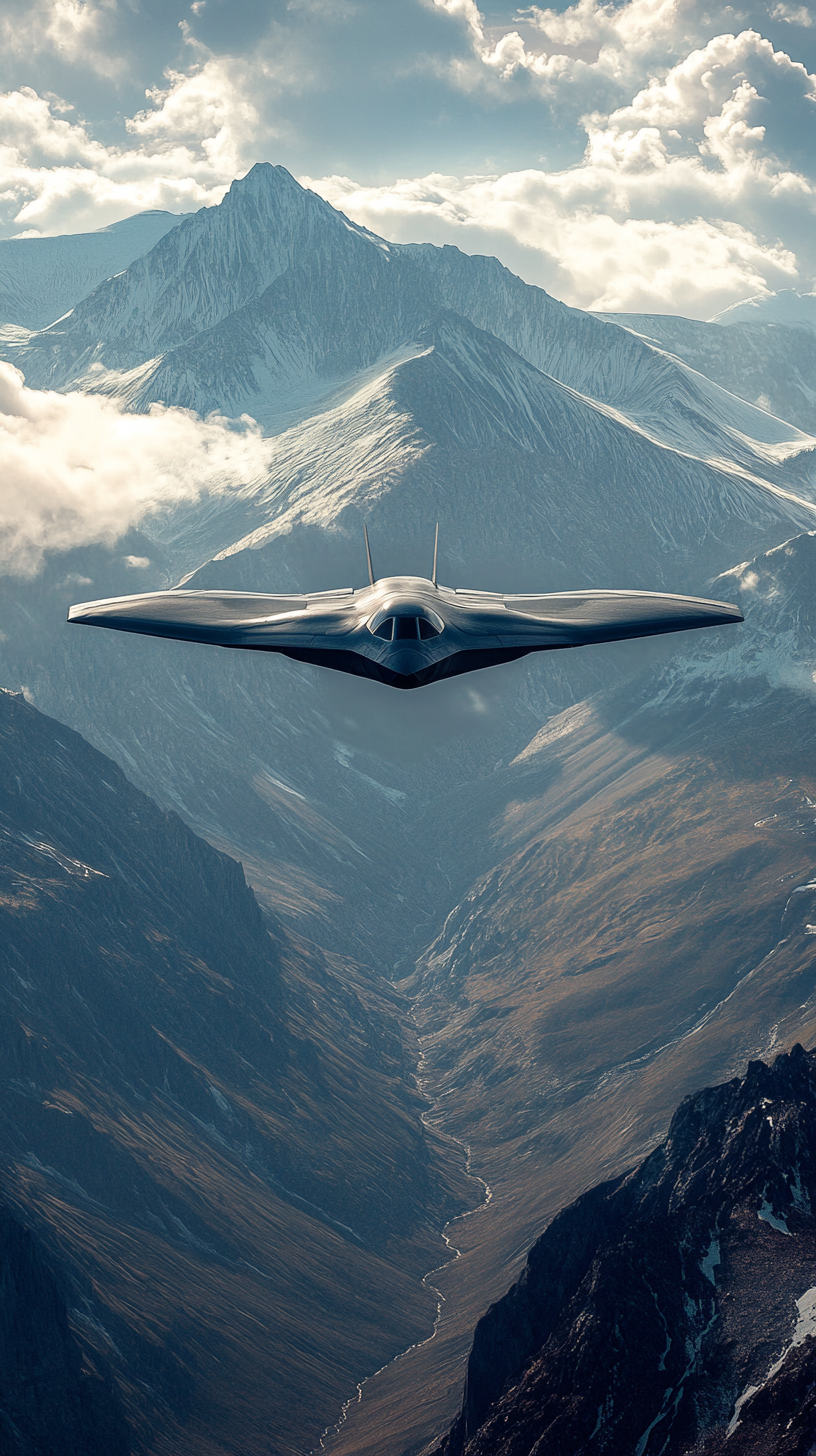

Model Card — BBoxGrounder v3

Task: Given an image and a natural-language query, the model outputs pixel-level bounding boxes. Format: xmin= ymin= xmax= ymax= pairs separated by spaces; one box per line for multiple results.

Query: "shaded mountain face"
xmin=0 ymin=1204 xmax=131 ymax=1456
xmin=598 ymin=309 xmax=816 ymax=438
xmin=0 ymin=689 xmax=473 ymax=1455
xmin=0 ymin=211 xmax=192 ymax=332
xmin=434 ymin=1044 xmax=816 ymax=1456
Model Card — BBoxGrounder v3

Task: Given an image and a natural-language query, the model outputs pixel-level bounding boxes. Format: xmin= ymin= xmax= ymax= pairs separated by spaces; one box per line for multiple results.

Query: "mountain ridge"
xmin=1 ymin=687 xmax=475 ymax=1454
xmin=0 ymin=210 xmax=192 ymax=332
xmin=433 ymin=1044 xmax=816 ymax=1456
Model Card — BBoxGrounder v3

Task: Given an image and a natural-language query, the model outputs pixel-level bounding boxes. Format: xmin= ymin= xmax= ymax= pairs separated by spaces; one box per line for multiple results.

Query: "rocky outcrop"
xmin=436 ymin=1045 xmax=816 ymax=1456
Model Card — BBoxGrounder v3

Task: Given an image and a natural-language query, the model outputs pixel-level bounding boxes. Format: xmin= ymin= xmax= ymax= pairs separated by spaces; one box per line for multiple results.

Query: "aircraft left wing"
xmin=67 ymin=589 xmax=320 ymax=646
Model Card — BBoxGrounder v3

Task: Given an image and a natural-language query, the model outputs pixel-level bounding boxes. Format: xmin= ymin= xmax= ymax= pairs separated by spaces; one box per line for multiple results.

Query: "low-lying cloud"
xmin=0 ymin=363 xmax=275 ymax=576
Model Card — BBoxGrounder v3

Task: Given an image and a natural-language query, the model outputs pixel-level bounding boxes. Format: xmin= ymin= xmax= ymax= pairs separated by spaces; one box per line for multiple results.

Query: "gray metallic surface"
xmin=68 ymin=574 xmax=743 ymax=689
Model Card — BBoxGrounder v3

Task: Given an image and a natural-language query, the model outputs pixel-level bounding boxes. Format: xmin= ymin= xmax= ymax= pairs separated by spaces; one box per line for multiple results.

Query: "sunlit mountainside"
xmin=1 ymin=163 xmax=814 ymax=1456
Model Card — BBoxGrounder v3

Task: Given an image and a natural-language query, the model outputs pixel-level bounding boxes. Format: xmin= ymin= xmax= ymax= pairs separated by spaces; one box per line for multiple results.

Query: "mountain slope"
xmin=167 ymin=311 xmax=816 ymax=588
xmin=0 ymin=688 xmax=473 ymax=1456
xmin=399 ymin=245 xmax=816 ymax=461
xmin=0 ymin=211 xmax=191 ymax=331
xmin=435 ymin=1044 xmax=816 ymax=1456
xmin=713 ymin=289 xmax=816 ymax=330
xmin=597 ymin=310 xmax=816 ymax=437
xmin=0 ymin=1204 xmax=131 ymax=1456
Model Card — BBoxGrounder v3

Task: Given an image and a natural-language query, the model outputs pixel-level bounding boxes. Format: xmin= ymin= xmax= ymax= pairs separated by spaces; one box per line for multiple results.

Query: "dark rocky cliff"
xmin=0 ymin=1204 xmax=130 ymax=1456
xmin=435 ymin=1044 xmax=816 ymax=1456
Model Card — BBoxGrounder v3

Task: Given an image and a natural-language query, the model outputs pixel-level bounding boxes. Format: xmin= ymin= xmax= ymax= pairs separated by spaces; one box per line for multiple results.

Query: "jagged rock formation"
xmin=0 ymin=1204 xmax=130 ymax=1456
xmin=434 ymin=1045 xmax=816 ymax=1456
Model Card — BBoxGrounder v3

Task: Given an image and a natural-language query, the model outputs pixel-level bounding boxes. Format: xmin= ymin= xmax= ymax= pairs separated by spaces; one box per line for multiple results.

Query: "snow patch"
xmin=207 ymin=1082 xmax=231 ymax=1116
xmin=700 ymin=1237 xmax=720 ymax=1284
xmin=728 ymin=1285 xmax=816 ymax=1436
xmin=511 ymin=701 xmax=594 ymax=764
xmin=758 ymin=1198 xmax=791 ymax=1235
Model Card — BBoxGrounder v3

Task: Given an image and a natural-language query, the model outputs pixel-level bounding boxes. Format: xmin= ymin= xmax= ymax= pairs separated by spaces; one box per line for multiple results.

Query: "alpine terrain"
xmin=435 ymin=1044 xmax=816 ymax=1456
xmin=1 ymin=163 xmax=815 ymax=1455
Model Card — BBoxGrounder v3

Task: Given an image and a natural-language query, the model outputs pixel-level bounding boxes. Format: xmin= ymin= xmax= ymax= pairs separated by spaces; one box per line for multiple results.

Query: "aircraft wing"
xmin=66 ymin=588 xmax=331 ymax=645
xmin=498 ymin=589 xmax=743 ymax=645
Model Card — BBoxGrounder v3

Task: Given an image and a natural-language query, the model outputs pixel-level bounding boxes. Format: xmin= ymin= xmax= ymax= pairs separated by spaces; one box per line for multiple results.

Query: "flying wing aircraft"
xmin=68 ymin=526 xmax=742 ymax=690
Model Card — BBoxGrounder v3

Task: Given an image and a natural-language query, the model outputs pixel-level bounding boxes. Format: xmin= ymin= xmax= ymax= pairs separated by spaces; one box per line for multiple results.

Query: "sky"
xmin=2 ymin=0 xmax=816 ymax=317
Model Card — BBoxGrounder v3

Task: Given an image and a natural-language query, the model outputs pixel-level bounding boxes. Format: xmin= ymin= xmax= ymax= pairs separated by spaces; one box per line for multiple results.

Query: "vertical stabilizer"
xmin=432 ymin=522 xmax=439 ymax=587
xmin=363 ymin=523 xmax=375 ymax=586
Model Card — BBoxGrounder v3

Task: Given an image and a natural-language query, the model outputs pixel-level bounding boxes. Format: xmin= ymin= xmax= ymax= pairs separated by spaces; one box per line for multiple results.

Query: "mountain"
xmin=0 ymin=688 xmax=473 ymax=1455
xmin=1 ymin=167 xmax=814 ymax=975
xmin=712 ymin=289 xmax=816 ymax=330
xmin=595 ymin=309 xmax=816 ymax=437
xmin=2 ymin=164 xmax=814 ymax=602
xmin=0 ymin=1204 xmax=131 ymax=1456
xmin=433 ymin=1044 xmax=816 ymax=1456
xmin=2 ymin=164 xmax=814 ymax=494
xmin=0 ymin=211 xmax=192 ymax=331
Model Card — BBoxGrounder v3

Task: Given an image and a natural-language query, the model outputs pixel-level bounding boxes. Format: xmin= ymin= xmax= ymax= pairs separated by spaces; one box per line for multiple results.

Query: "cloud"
xmin=304 ymin=25 xmax=816 ymax=315
xmin=302 ymin=167 xmax=799 ymax=319
xmin=428 ymin=0 xmax=711 ymax=110
xmin=770 ymin=4 xmax=814 ymax=25
xmin=0 ymin=10 xmax=312 ymax=236
xmin=0 ymin=85 xmax=235 ymax=235
xmin=0 ymin=363 xmax=277 ymax=576
xmin=125 ymin=35 xmax=291 ymax=182
xmin=0 ymin=0 xmax=127 ymax=80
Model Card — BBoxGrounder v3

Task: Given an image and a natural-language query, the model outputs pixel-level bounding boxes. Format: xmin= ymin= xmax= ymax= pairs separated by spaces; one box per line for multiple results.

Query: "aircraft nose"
xmin=390 ymin=648 xmax=427 ymax=675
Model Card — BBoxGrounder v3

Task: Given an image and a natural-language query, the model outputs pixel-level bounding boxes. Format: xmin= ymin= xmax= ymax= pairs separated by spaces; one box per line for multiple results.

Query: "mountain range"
xmin=1 ymin=162 xmax=815 ymax=1456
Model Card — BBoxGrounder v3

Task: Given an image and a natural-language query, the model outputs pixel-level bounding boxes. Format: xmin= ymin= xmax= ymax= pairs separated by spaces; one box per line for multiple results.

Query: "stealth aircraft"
xmin=69 ymin=527 xmax=742 ymax=689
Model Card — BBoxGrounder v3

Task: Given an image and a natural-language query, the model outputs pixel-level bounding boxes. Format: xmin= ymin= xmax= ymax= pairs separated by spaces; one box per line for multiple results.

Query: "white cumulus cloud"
xmin=305 ymin=23 xmax=816 ymax=314
xmin=0 ymin=363 xmax=277 ymax=576
xmin=0 ymin=0 xmax=127 ymax=79
xmin=0 ymin=85 xmax=235 ymax=235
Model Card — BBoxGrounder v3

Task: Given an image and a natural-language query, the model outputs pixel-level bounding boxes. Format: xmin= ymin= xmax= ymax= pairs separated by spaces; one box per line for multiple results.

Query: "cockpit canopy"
xmin=367 ymin=604 xmax=444 ymax=642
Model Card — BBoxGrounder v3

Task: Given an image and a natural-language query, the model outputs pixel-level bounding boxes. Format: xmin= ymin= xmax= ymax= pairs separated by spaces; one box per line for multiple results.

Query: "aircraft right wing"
xmin=499 ymin=589 xmax=743 ymax=645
